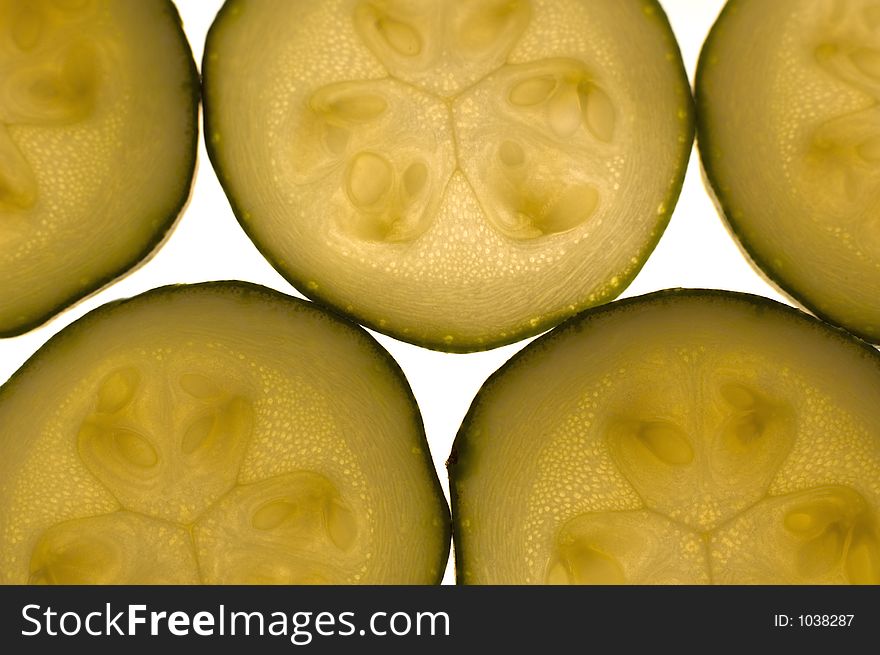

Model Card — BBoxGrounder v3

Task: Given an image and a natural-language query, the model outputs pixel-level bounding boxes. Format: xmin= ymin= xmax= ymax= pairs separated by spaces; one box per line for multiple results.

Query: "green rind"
xmin=202 ymin=0 xmax=695 ymax=353
xmin=695 ymin=0 xmax=879 ymax=345
xmin=447 ymin=288 xmax=880 ymax=584
xmin=0 ymin=0 xmax=201 ymax=339
xmin=0 ymin=280 xmax=451 ymax=585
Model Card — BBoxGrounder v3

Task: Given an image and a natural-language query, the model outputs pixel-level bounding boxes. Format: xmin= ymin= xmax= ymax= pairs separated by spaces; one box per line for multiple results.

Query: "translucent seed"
xmin=328 ymin=94 xmax=387 ymax=122
xmin=547 ymin=85 xmax=583 ymax=138
xmin=564 ymin=545 xmax=626 ymax=585
xmin=784 ymin=511 xmax=816 ymax=533
xmin=326 ymin=499 xmax=357 ymax=551
xmin=797 ymin=526 xmax=845 ymax=577
xmin=179 ymin=373 xmax=221 ymax=399
xmin=113 ymin=429 xmax=158 ymax=468
xmin=498 ymin=140 xmax=525 ymax=167
xmin=720 ymin=383 xmax=756 ymax=409
xmin=459 ymin=0 xmax=521 ymax=51
xmin=324 ymin=124 xmax=350 ymax=154
xmin=252 ymin=499 xmax=300 ymax=531
xmin=581 ymin=84 xmax=615 ymax=142
xmin=636 ymin=421 xmax=694 ymax=466
xmin=508 ymin=76 xmax=556 ymax=106
xmin=181 ymin=414 xmax=215 ymax=455
xmin=545 ymin=560 xmax=570 ymax=585
xmin=845 ymin=530 xmax=880 ymax=585
xmin=375 ymin=16 xmax=422 ymax=57
xmin=541 ymin=185 xmax=598 ymax=234
xmin=402 ymin=161 xmax=428 ymax=196
xmin=96 ymin=367 xmax=140 ymax=414
xmin=346 ymin=152 xmax=392 ymax=207
xmin=29 ymin=535 xmax=113 ymax=585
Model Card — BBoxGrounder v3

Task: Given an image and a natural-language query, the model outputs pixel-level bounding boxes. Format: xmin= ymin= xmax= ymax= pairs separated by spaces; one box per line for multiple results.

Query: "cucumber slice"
xmin=697 ymin=0 xmax=880 ymax=342
xmin=449 ymin=290 xmax=880 ymax=584
xmin=0 ymin=282 xmax=449 ymax=584
xmin=203 ymin=0 xmax=693 ymax=352
xmin=0 ymin=0 xmax=198 ymax=336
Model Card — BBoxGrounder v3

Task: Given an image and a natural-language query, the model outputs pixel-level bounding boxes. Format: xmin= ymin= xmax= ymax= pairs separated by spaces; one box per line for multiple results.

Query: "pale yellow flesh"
xmin=454 ymin=295 xmax=880 ymax=584
xmin=0 ymin=0 xmax=194 ymax=331
xmin=699 ymin=0 xmax=880 ymax=339
xmin=0 ymin=287 xmax=446 ymax=584
xmin=206 ymin=0 xmax=691 ymax=348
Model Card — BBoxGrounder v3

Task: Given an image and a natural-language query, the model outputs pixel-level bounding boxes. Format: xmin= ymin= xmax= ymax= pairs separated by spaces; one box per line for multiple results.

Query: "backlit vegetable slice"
xmin=0 ymin=282 xmax=449 ymax=584
xmin=449 ymin=290 xmax=880 ymax=584
xmin=0 ymin=0 xmax=198 ymax=336
xmin=697 ymin=0 xmax=880 ymax=342
xmin=203 ymin=0 xmax=693 ymax=351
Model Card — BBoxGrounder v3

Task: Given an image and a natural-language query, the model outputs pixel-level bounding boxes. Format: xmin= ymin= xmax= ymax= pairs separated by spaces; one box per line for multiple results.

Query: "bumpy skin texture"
xmin=0 ymin=282 xmax=450 ymax=585
xmin=697 ymin=0 xmax=880 ymax=343
xmin=0 ymin=0 xmax=199 ymax=337
xmin=449 ymin=289 xmax=880 ymax=585
xmin=203 ymin=0 xmax=694 ymax=352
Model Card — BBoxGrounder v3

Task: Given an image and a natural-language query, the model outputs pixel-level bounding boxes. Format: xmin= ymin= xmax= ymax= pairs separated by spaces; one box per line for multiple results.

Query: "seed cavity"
xmin=78 ymin=369 xmax=255 ymax=522
xmin=505 ymin=61 xmax=616 ymax=142
xmin=29 ymin=512 xmax=197 ymax=585
xmin=782 ymin=486 xmax=877 ymax=583
xmin=29 ymin=525 xmax=116 ymax=585
xmin=6 ymin=43 xmax=98 ymax=125
xmin=194 ymin=472 xmax=360 ymax=584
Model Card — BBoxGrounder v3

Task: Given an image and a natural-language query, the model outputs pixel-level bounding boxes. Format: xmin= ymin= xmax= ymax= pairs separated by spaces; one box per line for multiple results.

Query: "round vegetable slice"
xmin=697 ymin=0 xmax=880 ymax=342
xmin=0 ymin=282 xmax=449 ymax=584
xmin=449 ymin=290 xmax=880 ymax=584
xmin=0 ymin=0 xmax=198 ymax=336
xmin=203 ymin=0 xmax=693 ymax=352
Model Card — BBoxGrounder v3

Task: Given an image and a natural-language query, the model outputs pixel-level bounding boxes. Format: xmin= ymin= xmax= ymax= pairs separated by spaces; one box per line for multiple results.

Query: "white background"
xmin=0 ymin=0 xmax=792 ymax=584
